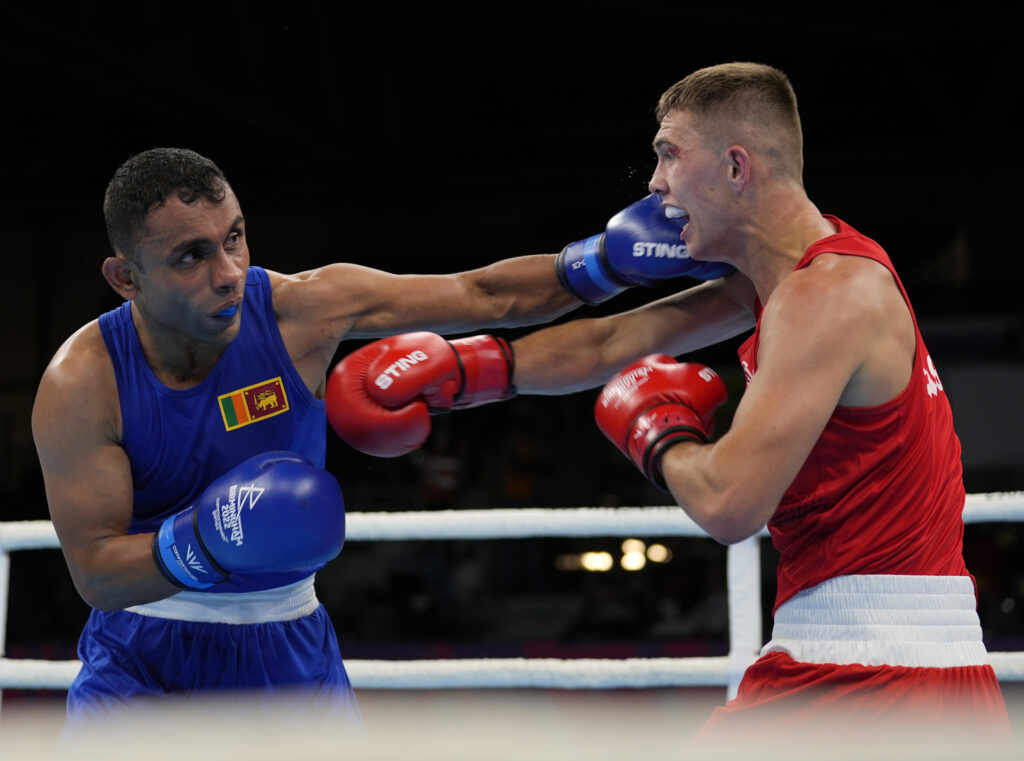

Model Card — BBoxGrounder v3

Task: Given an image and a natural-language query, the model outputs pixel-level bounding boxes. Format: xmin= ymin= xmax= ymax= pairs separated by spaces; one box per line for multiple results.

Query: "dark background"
xmin=2 ymin=4 xmax=1022 ymax=699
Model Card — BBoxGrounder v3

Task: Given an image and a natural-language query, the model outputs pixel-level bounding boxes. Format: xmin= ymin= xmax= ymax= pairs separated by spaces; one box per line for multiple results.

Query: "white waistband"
xmin=762 ymin=575 xmax=990 ymax=668
xmin=125 ymin=575 xmax=319 ymax=624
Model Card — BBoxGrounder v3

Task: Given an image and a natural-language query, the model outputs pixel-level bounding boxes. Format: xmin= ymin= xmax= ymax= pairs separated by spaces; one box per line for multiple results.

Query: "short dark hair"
xmin=103 ymin=147 xmax=229 ymax=257
xmin=656 ymin=63 xmax=804 ymax=180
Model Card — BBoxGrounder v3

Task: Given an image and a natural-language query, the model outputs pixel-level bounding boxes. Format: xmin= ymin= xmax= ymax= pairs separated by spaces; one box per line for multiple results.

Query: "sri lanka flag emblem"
xmin=218 ymin=378 xmax=289 ymax=431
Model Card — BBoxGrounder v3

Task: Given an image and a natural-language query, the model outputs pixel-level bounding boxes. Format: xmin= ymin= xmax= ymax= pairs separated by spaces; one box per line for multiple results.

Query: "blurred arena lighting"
xmin=620 ymin=549 xmax=646 ymax=571
xmin=555 ymin=538 xmax=673 ymax=573
xmin=647 ymin=543 xmax=672 ymax=563
xmin=554 ymin=550 xmax=615 ymax=572
xmin=621 ymin=538 xmax=646 ymax=554
xmin=581 ymin=551 xmax=614 ymax=572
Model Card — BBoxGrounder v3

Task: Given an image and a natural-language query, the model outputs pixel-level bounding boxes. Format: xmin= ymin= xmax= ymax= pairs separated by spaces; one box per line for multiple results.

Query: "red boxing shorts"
xmin=695 ymin=575 xmax=1011 ymax=747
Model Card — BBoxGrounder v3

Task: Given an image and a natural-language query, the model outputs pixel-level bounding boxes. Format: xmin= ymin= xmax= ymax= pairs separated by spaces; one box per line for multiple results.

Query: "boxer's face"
xmin=648 ymin=109 xmax=738 ymax=263
xmin=126 ymin=189 xmax=250 ymax=349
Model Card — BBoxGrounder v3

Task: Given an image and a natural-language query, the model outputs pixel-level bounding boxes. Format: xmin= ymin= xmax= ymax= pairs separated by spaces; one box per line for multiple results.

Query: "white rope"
xmin=0 ymin=658 xmax=82 ymax=689
xmin=4 ymin=491 xmax=1021 ymax=549
xmin=962 ymin=491 xmax=1024 ymax=522
xmin=2 ymin=491 xmax=1023 ymax=692
xmin=989 ymin=652 xmax=1024 ymax=681
xmin=347 ymin=657 xmax=732 ymax=689
xmin=5 ymin=658 xmax=730 ymax=691
xmin=3 ymin=652 xmax=1024 ymax=691
xmin=0 ymin=520 xmax=60 ymax=551
xmin=347 ymin=506 xmax=708 ymax=540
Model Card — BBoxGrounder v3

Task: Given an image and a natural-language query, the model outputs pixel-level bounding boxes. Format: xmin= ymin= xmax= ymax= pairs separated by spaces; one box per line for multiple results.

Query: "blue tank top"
xmin=99 ymin=266 xmax=329 ymax=592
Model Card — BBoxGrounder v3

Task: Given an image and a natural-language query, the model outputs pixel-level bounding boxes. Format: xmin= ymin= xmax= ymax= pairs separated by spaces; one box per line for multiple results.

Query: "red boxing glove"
xmin=326 ymin=332 xmax=515 ymax=457
xmin=595 ymin=354 xmax=727 ymax=488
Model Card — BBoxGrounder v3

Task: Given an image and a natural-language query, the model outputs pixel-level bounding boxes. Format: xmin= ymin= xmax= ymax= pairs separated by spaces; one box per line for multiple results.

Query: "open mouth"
xmin=213 ymin=304 xmax=240 ymax=319
xmin=664 ymin=205 xmax=690 ymax=236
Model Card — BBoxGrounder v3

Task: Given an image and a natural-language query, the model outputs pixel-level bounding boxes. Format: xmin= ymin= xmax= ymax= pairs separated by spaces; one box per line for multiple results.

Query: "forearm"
xmin=660 ymin=406 xmax=814 ymax=545
xmin=511 ymin=317 xmax=625 ymax=395
xmin=464 ymin=254 xmax=580 ymax=327
xmin=64 ymin=531 xmax=179 ymax=611
xmin=512 ymin=280 xmax=755 ymax=395
xmin=320 ymin=256 xmax=581 ymax=341
xmin=659 ymin=440 xmax=773 ymax=545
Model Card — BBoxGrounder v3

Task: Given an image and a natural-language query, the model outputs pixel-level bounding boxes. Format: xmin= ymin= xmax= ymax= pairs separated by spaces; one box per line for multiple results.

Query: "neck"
xmin=130 ymin=303 xmax=226 ymax=389
xmin=735 ymin=192 xmax=836 ymax=304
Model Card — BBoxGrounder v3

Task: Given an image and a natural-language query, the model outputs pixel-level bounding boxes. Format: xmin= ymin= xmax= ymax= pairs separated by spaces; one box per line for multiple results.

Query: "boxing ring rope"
xmin=2 ymin=491 xmax=1023 ymax=697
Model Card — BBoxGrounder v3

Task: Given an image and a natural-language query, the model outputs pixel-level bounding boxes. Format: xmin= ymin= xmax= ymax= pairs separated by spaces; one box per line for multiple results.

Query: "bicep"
xmin=39 ymin=431 xmax=135 ymax=561
xmin=713 ymin=338 xmax=850 ymax=505
xmin=343 ymin=269 xmax=500 ymax=337
xmin=32 ymin=373 xmax=168 ymax=608
xmin=278 ymin=256 xmax=577 ymax=342
xmin=669 ymin=282 xmax=868 ymax=538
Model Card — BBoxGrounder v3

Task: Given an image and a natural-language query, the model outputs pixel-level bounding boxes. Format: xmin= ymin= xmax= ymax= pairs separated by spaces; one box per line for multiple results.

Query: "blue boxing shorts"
xmin=62 ymin=576 xmax=361 ymax=739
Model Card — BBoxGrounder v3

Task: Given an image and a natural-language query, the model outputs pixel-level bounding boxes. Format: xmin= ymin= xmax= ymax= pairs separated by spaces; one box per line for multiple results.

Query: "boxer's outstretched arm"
xmin=273 ymin=254 xmax=579 ymax=345
xmin=269 ymin=254 xmax=579 ymax=397
xmin=276 ymin=193 xmax=735 ymax=348
xmin=512 ymin=273 xmax=757 ymax=395
xmin=323 ymin=275 xmax=755 ymax=459
xmin=270 ymin=195 xmax=741 ymax=396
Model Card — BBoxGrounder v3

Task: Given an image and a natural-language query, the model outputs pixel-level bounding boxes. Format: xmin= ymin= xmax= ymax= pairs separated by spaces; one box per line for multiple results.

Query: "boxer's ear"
xmin=102 ymin=256 xmax=139 ymax=300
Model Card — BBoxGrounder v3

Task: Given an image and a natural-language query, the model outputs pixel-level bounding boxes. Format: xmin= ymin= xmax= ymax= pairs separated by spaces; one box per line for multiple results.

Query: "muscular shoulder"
xmin=765 ymin=253 xmax=898 ymax=334
xmin=266 ymin=264 xmax=387 ymax=331
xmin=760 ymin=253 xmax=913 ymax=406
xmin=264 ymin=264 xmax=399 ymax=389
xmin=38 ymin=321 xmax=117 ymax=397
xmin=33 ymin=321 xmax=121 ymax=448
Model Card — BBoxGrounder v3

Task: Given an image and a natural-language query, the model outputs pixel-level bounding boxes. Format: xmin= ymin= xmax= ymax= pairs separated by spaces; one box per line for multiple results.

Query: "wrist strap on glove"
xmin=153 ymin=510 xmax=229 ymax=590
xmin=556 ymin=234 xmax=630 ymax=305
xmin=445 ymin=335 xmax=517 ymax=410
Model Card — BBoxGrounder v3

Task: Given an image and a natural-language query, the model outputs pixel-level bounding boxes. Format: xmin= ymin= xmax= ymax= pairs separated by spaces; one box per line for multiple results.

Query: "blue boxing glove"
xmin=556 ymin=195 xmax=735 ymax=305
xmin=152 ymin=451 xmax=345 ymax=590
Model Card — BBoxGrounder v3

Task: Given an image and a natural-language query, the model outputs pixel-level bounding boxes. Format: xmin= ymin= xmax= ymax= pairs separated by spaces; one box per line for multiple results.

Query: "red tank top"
xmin=737 ymin=216 xmax=970 ymax=611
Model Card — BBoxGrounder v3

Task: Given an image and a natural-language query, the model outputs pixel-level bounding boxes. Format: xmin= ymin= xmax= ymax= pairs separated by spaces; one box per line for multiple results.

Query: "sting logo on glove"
xmin=630 ymin=242 xmax=689 ymax=259
xmin=327 ymin=332 xmax=515 ymax=458
xmin=374 ymin=349 xmax=431 ymax=390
